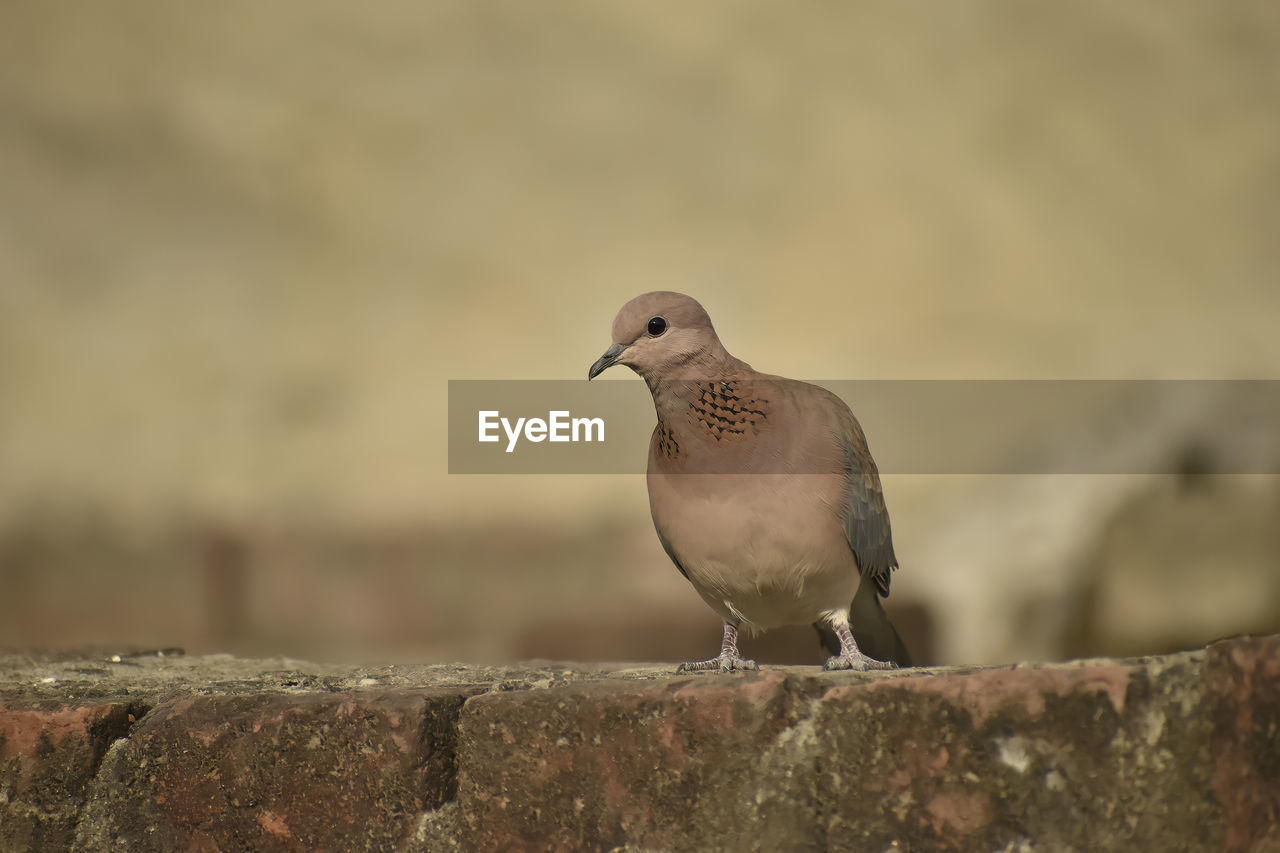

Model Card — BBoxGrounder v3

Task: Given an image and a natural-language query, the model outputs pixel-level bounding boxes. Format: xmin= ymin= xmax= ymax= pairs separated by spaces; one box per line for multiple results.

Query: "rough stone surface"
xmin=456 ymin=656 xmax=1220 ymax=851
xmin=0 ymin=701 xmax=144 ymax=850
xmin=1206 ymin=638 xmax=1280 ymax=853
xmin=70 ymin=690 xmax=468 ymax=852
xmin=1 ymin=637 xmax=1278 ymax=852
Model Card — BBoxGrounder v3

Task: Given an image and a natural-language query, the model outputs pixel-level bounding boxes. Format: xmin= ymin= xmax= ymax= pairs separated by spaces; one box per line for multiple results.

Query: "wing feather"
xmin=835 ymin=406 xmax=897 ymax=597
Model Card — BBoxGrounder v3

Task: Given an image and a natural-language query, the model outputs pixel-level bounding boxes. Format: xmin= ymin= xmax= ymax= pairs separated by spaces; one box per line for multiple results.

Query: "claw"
xmin=676 ymin=621 xmax=758 ymax=674
xmin=677 ymin=653 xmax=759 ymax=673
xmin=822 ymin=612 xmax=896 ymax=671
xmin=823 ymin=652 xmax=895 ymax=672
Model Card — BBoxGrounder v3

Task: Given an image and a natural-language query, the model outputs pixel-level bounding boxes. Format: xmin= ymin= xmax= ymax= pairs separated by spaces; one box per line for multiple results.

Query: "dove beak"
xmin=588 ymin=343 xmax=628 ymax=380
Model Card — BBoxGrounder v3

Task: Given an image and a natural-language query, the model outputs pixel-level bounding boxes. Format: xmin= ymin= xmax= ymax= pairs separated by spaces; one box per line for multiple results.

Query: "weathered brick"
xmin=70 ymin=689 xmax=470 ymax=853
xmin=457 ymin=671 xmax=826 ymax=852
xmin=1206 ymin=635 xmax=1280 ymax=853
xmin=0 ymin=701 xmax=144 ymax=851
xmin=1 ymin=639 xmax=1278 ymax=851
xmin=814 ymin=659 xmax=1216 ymax=851
xmin=455 ymin=644 xmax=1274 ymax=852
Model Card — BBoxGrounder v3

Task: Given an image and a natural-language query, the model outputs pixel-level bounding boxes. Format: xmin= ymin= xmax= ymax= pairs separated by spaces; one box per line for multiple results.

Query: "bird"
xmin=588 ymin=291 xmax=911 ymax=672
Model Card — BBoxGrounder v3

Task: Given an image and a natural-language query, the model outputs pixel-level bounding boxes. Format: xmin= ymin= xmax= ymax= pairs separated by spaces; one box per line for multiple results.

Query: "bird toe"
xmin=824 ymin=653 xmax=895 ymax=672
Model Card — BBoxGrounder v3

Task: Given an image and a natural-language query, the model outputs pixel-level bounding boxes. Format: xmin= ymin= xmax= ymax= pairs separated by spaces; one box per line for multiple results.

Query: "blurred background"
xmin=2 ymin=1 xmax=1278 ymax=667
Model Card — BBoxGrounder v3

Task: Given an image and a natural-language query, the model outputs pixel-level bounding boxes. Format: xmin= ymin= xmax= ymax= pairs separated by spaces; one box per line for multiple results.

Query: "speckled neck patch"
xmin=686 ymin=380 xmax=768 ymax=444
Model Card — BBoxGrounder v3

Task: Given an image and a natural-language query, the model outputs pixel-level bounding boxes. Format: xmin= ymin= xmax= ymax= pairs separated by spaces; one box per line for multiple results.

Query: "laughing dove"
xmin=589 ymin=291 xmax=911 ymax=672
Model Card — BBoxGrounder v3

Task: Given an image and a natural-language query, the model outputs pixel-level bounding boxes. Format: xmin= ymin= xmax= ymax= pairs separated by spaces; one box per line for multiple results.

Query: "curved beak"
xmin=588 ymin=343 xmax=628 ymax=380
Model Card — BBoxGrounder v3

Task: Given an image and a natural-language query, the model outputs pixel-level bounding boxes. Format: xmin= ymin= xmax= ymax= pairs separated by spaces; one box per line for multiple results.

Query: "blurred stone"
xmin=904 ymin=386 xmax=1280 ymax=666
xmin=3 ymin=1 xmax=1280 ymax=673
xmin=1065 ymin=475 xmax=1280 ymax=659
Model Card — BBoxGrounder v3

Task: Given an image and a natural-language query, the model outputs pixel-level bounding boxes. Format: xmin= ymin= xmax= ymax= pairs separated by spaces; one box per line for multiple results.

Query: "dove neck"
xmin=643 ymin=356 xmax=753 ymax=415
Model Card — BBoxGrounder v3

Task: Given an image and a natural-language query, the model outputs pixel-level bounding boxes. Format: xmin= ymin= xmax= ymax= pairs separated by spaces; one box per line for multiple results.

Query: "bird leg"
xmin=677 ymin=621 xmax=759 ymax=673
xmin=823 ymin=611 xmax=896 ymax=672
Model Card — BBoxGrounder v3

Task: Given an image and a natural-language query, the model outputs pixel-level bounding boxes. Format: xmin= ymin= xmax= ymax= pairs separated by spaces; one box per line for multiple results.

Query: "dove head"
xmin=588 ymin=291 xmax=736 ymax=382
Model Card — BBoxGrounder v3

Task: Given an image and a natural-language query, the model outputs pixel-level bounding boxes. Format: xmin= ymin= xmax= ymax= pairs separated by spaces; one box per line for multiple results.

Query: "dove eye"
xmin=647 ymin=316 xmax=668 ymax=337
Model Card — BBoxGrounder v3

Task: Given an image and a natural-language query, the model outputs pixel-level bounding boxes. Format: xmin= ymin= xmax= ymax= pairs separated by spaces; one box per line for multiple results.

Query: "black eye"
xmin=647 ymin=316 xmax=668 ymax=337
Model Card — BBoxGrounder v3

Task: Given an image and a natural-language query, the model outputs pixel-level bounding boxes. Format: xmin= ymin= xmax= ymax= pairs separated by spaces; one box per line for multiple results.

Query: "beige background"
xmin=2 ymin=2 xmax=1277 ymax=665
